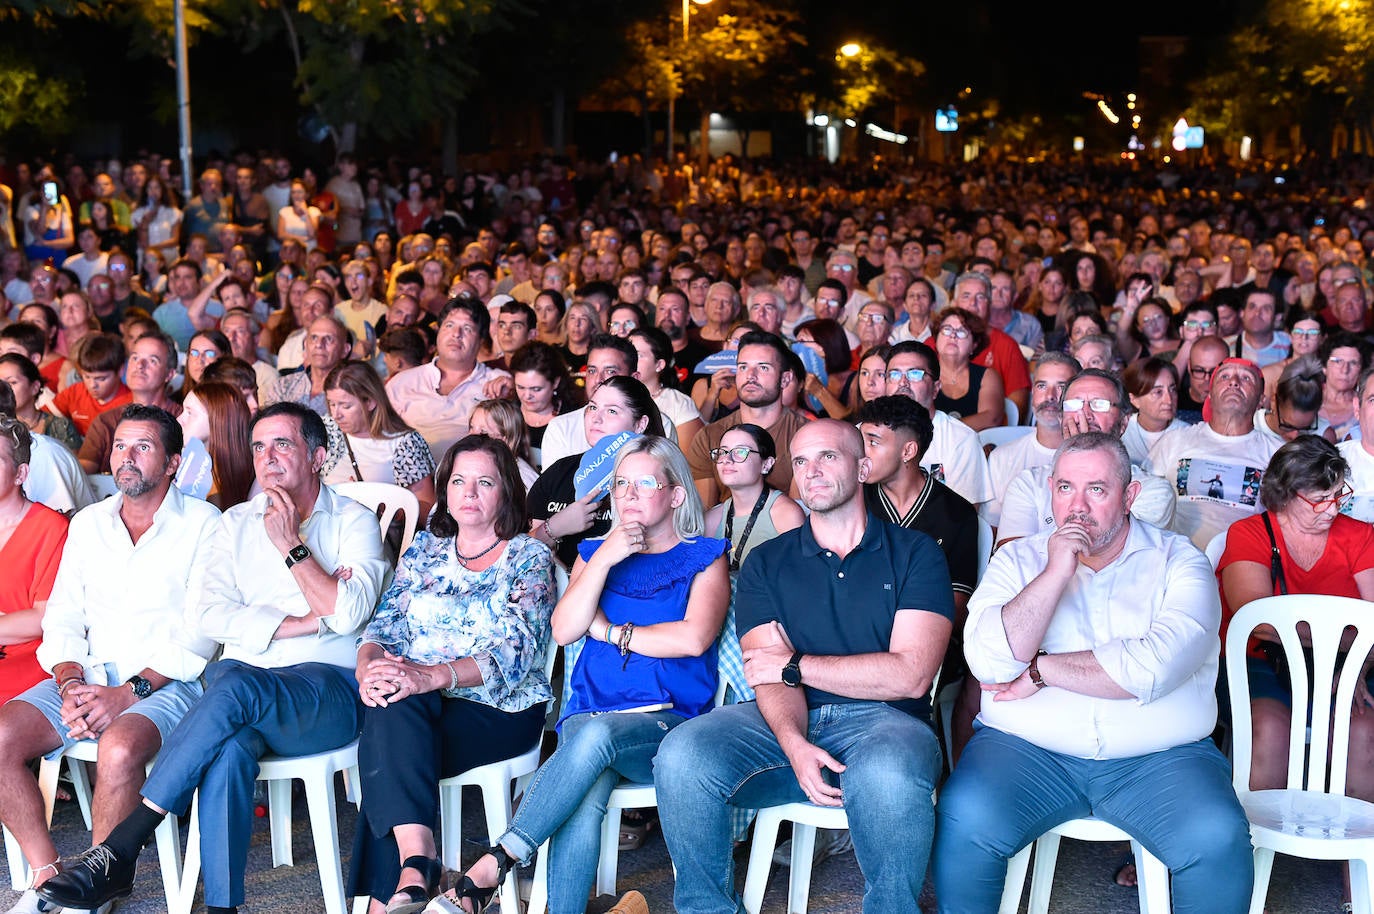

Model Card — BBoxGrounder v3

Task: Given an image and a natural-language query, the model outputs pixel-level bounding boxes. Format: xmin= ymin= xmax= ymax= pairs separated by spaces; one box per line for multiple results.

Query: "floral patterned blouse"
xmin=362 ymin=531 xmax=556 ymax=713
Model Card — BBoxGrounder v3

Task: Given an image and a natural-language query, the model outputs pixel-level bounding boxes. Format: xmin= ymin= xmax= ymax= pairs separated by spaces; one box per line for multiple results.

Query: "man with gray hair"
xmin=825 ymin=248 xmax=871 ymax=327
xmin=986 ymin=353 xmax=1080 ymax=527
xmin=997 ymin=369 xmax=1176 ymax=546
xmin=262 ymin=314 xmax=351 ymax=416
xmin=934 ymin=430 xmax=1253 ymax=914
xmin=745 ymin=286 xmax=785 ymax=338
xmin=950 ymin=271 xmax=1031 ymax=421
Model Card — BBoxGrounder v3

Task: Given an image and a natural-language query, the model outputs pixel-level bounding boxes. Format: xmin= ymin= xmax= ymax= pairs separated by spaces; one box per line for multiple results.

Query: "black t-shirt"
xmin=672 ymin=337 xmax=715 ymax=383
xmin=526 ymin=453 xmax=613 ymax=568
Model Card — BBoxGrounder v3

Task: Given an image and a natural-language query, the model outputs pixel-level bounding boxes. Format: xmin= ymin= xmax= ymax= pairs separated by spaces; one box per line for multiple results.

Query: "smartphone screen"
xmin=43 ymin=182 xmax=58 ymax=206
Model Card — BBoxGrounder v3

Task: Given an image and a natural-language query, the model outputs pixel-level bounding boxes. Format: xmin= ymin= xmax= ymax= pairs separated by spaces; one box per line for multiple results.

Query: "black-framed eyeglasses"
xmin=710 ymin=446 xmax=761 ymax=464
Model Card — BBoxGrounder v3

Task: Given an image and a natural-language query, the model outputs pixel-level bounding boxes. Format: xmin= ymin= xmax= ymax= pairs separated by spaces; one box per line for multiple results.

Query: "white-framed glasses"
xmin=939 ymin=325 xmax=970 ymax=339
xmin=612 ymin=475 xmax=668 ymax=496
xmin=886 ymin=368 xmax=927 ymax=383
xmin=1062 ymin=397 xmax=1113 ymax=413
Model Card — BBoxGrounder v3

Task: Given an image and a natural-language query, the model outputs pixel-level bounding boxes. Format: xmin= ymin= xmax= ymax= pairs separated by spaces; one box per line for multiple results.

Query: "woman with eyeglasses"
xmin=932 ymin=308 xmax=1006 ymax=430
xmin=1117 ymin=297 xmax=1180 ymax=365
xmin=1261 ymin=315 xmax=1324 ymax=407
xmin=438 ymin=435 xmax=728 ymax=914
xmin=1256 ymin=357 xmax=1336 ymax=446
xmin=1217 ymin=435 xmax=1374 ymax=909
xmin=1317 ymin=331 xmax=1372 ymax=442
xmin=180 ymin=329 xmax=230 ymax=401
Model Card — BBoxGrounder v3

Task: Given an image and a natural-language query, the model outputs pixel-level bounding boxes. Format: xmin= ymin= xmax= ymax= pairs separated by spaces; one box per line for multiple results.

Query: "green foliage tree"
xmin=0 ymin=48 xmax=80 ymax=141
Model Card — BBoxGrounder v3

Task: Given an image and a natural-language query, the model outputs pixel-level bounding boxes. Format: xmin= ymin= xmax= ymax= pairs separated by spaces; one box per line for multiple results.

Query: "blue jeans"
xmin=654 ymin=701 xmax=943 ymax=914
xmin=499 ymin=709 xmax=682 ymax=914
xmin=933 ymin=727 xmax=1253 ymax=914
xmin=140 ymin=660 xmax=362 ymax=908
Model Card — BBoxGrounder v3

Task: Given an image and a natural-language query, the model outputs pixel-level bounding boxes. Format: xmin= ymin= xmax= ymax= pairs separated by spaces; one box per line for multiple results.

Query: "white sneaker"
xmin=770 ymin=827 xmax=853 ymax=867
xmin=3 ymin=889 xmax=62 ymax=914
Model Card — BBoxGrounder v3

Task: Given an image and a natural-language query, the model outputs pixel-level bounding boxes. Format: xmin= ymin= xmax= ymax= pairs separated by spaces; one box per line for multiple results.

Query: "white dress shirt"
xmin=965 ymin=520 xmax=1220 ymax=759
xmin=385 ymin=360 xmax=510 ymax=465
xmin=996 ymin=463 xmax=1177 ymax=542
xmin=1144 ymin=422 xmax=1280 ymax=549
xmin=1339 ymin=440 xmax=1374 ymax=523
xmin=184 ymin=485 xmax=389 ymax=670
xmin=986 ymin=432 xmax=1057 ymax=526
xmin=25 ymin=433 xmax=94 ymax=515
xmin=539 ymin=407 xmax=589 ymax=471
xmin=923 ymin=410 xmax=994 ymax=506
xmin=38 ymin=486 xmax=221 ymax=683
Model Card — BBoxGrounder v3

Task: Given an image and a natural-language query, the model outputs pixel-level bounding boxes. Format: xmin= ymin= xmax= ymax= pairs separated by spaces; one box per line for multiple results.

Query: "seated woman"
xmin=1218 ymin=436 xmax=1374 ymax=808
xmin=0 ymin=353 xmax=82 ymax=454
xmin=794 ymin=318 xmax=856 ymax=419
xmin=931 ymin=308 xmax=1005 ymax=429
xmin=0 ymin=416 xmax=70 ymax=704
xmin=527 ymin=376 xmax=666 ymax=569
xmin=176 ymin=381 xmax=255 ymax=509
xmin=437 ymin=435 xmax=728 ymax=914
xmin=508 ymin=342 xmax=584 ymax=470
xmin=1121 ymin=357 xmax=1186 ymax=465
xmin=1318 ymin=331 xmax=1372 ymax=442
xmin=180 ymin=328 xmax=230 ymax=402
xmin=628 ymin=326 xmax=703 ymax=450
xmin=347 ymin=436 xmax=557 ymax=914
xmin=322 ymin=360 xmax=437 ymax=521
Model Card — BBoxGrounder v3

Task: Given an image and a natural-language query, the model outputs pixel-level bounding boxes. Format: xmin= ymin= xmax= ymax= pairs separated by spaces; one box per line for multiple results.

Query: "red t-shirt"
xmin=1217 ymin=512 xmax=1374 ymax=652
xmin=973 ymin=328 xmax=1030 ymax=397
xmin=52 ymin=382 xmax=132 ymax=435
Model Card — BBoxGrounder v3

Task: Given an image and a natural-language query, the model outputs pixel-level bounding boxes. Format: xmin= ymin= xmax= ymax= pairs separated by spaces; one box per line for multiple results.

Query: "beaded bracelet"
xmin=446 ymin=660 xmax=460 ymax=692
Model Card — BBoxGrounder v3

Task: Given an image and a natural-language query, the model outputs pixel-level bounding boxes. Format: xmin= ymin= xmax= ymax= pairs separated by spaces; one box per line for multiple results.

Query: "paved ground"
xmin=0 ymin=774 xmax=1346 ymax=914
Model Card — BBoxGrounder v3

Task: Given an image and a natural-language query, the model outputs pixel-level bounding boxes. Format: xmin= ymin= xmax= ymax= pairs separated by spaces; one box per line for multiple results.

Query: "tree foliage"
xmin=830 ymin=41 xmax=925 ymax=120
xmin=676 ymin=1 xmax=807 ymax=117
xmin=0 ymin=48 xmax=80 ymax=139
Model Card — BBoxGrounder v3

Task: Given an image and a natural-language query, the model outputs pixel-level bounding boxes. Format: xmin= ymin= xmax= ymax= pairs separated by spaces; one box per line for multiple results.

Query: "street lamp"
xmin=667 ymin=0 xmax=712 ymax=162
xmin=839 ymin=42 xmax=862 ymax=58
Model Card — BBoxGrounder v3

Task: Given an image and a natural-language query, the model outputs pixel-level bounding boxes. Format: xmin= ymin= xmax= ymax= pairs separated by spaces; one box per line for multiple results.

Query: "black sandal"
xmin=451 ymin=844 xmax=514 ymax=914
xmin=385 ymin=855 xmax=443 ymax=914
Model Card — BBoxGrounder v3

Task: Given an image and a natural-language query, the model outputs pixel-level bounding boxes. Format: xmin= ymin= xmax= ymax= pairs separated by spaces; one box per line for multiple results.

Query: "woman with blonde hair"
xmin=467 ymin=398 xmax=538 ymax=489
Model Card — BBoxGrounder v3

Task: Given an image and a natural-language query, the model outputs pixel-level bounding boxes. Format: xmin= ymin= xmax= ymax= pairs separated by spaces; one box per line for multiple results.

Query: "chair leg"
xmin=527 ymin=838 xmax=551 ymax=914
xmin=64 ymin=757 xmax=93 ymax=831
xmin=268 ymin=777 xmax=294 ymax=867
xmin=303 ymin=770 xmax=347 ymax=914
xmin=342 ymin=762 xmax=362 ymax=806
xmin=476 ymin=774 xmax=522 ymax=914
xmin=438 ymin=781 xmax=463 ymax=871
xmin=998 ymin=843 xmax=1032 ymax=914
xmin=1026 ymin=833 xmax=1062 ymax=914
xmin=1249 ymin=847 xmax=1275 ymax=914
xmin=153 ymin=811 xmax=184 ymax=912
xmin=787 ymin=824 xmax=818 ymax=914
xmin=595 ymin=808 xmax=621 ymax=897
xmin=741 ymin=809 xmax=783 ymax=914
xmin=1133 ymin=843 xmax=1170 ymax=914
xmin=1350 ymin=857 xmax=1374 ymax=914
xmin=173 ymin=793 xmax=202 ymax=914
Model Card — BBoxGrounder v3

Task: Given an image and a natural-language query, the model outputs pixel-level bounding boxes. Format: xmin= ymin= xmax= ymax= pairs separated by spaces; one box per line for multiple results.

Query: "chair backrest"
xmin=976 ymin=516 xmax=994 ymax=582
xmin=547 ymin=564 xmax=569 ymax=685
xmin=87 ymin=474 xmax=118 ymax=500
xmin=1225 ymin=594 xmax=1374 ymax=797
xmin=1003 ymin=397 xmax=1020 ymax=427
xmin=1204 ymin=530 xmax=1227 ymax=570
xmin=332 ymin=481 xmax=421 ymax=555
xmin=977 ymin=425 xmax=1033 ymax=452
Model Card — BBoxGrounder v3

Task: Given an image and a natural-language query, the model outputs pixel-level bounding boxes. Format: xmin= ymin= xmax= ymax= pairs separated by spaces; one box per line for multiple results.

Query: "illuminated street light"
xmin=839 ymin=42 xmax=862 ymax=58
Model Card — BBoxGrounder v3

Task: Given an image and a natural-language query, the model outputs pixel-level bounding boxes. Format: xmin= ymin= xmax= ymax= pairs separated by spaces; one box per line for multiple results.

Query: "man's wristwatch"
xmin=781 ymin=650 xmax=804 ymax=688
xmin=126 ymin=676 xmax=154 ymax=700
xmin=1028 ymin=650 xmax=1049 ymax=689
xmin=285 ymin=543 xmax=312 ymax=569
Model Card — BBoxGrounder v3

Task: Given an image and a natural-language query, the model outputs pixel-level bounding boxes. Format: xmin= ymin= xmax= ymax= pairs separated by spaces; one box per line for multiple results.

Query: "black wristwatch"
xmin=285 ymin=543 xmax=312 ymax=569
xmin=126 ymin=676 xmax=153 ymax=700
xmin=781 ymin=650 xmax=804 ymax=688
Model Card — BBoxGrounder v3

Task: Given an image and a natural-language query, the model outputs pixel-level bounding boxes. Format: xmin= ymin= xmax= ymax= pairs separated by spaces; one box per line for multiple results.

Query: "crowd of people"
xmin=3 ymin=147 xmax=1374 ymax=914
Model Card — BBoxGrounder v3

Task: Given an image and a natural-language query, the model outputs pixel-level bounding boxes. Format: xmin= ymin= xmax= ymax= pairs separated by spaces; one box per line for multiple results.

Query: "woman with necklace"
xmin=439 ymin=435 xmax=729 ymax=914
xmin=346 ymin=436 xmax=557 ymax=914
xmin=0 ymin=415 xmax=70 ymax=704
xmin=0 ymin=354 xmax=82 ymax=454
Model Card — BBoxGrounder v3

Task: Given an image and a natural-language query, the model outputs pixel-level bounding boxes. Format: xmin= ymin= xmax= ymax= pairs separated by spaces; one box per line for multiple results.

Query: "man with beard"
xmin=934 ymin=432 xmax=1253 ymax=914
xmin=986 ymin=353 xmax=1080 ymax=528
xmin=0 ymin=405 xmax=219 ymax=914
xmin=1145 ymin=357 xmax=1280 ymax=549
xmin=657 ymin=419 xmax=952 ymax=914
xmin=686 ymin=331 xmax=810 ymax=507
xmin=654 ymin=286 xmax=711 ymax=379
xmin=996 ymin=369 xmax=1176 ymax=546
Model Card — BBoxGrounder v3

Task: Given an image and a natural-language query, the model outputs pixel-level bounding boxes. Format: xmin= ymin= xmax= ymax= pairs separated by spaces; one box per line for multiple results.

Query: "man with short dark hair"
xmin=39 ymin=403 xmax=390 ymax=914
xmin=0 ymin=406 xmax=218 ymax=914
xmin=151 ymin=259 xmax=225 ymax=349
xmin=181 ymin=169 xmax=233 ymax=254
xmin=537 ymin=333 xmax=640 ymax=468
xmin=655 ymin=286 xmax=712 ymax=380
xmin=1238 ymin=289 xmax=1290 ymax=367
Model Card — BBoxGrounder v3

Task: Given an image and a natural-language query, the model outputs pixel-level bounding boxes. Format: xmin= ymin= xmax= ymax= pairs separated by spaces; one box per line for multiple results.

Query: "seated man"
xmin=262 ymin=313 xmax=350 ymax=416
xmin=933 ymin=432 xmax=1253 ymax=913
xmin=986 ymin=352 xmax=1080 ymax=528
xmin=996 ymin=369 xmax=1176 ymax=546
xmin=38 ymin=403 xmax=389 ymax=914
xmin=656 ymin=419 xmax=953 ymax=913
xmin=0 ymin=406 xmax=219 ymax=912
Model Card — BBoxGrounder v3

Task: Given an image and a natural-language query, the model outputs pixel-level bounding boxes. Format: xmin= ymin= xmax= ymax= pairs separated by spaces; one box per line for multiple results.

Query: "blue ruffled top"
xmin=559 ymin=535 xmax=729 ymax=726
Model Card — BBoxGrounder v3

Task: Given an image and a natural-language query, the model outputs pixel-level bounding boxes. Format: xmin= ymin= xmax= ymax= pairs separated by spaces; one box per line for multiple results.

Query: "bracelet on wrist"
xmin=446 ymin=660 xmax=460 ymax=692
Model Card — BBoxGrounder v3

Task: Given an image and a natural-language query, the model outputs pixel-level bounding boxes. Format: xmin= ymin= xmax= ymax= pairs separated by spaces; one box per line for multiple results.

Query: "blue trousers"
xmin=654 ymin=701 xmax=943 ymax=914
xmin=140 ymin=660 xmax=362 ymax=908
xmin=933 ymin=727 xmax=1253 ymax=914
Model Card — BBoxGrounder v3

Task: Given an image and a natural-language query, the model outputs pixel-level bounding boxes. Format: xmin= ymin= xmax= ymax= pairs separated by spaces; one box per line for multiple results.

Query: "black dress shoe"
xmin=35 ymin=845 xmax=136 ymax=909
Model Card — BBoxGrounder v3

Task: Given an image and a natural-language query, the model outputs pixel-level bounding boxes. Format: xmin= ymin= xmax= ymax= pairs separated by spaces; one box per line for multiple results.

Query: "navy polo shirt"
xmin=734 ymin=512 xmax=954 ymax=721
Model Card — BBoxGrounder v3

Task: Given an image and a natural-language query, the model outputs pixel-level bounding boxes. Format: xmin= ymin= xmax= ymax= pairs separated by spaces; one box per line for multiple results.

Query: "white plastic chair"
xmin=172 ymin=741 xmax=361 ymax=914
xmin=741 ymin=802 xmax=850 ymax=914
xmin=334 ymin=481 xmax=421 ymax=555
xmin=977 ymin=425 xmax=1033 ymax=452
xmin=1 ymin=740 xmax=184 ymax=909
xmin=1226 ymin=595 xmax=1374 ymax=914
xmin=1003 ymin=397 xmax=1020 ymax=428
xmin=1205 ymin=529 xmax=1228 ymax=570
xmin=86 ymin=474 xmax=119 ymax=500
xmin=997 ymin=816 xmax=1170 ymax=914
xmin=433 ymin=565 xmax=568 ymax=914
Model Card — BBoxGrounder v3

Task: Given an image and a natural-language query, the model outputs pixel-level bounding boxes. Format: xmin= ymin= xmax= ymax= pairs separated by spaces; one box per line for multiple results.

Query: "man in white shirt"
xmin=1339 ymin=366 xmax=1374 ymax=522
xmin=0 ymin=406 xmax=218 ymax=911
xmin=986 ymin=353 xmax=1080 ymax=526
xmin=1145 ymin=357 xmax=1280 ymax=550
xmin=385 ymin=298 xmax=512 ymax=464
xmin=996 ymin=370 xmax=1176 ymax=545
xmin=933 ymin=432 xmax=1253 ymax=913
xmin=38 ymin=403 xmax=389 ymax=914
xmin=884 ymin=341 xmax=993 ymax=506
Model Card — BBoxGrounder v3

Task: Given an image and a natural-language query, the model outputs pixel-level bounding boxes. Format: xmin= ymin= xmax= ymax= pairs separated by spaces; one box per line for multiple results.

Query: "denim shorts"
xmin=10 ymin=665 xmax=204 ymax=761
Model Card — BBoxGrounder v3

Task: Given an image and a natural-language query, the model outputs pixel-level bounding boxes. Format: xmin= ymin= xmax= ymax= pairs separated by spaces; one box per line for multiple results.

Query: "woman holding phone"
xmin=22 ymin=173 xmax=74 ymax=264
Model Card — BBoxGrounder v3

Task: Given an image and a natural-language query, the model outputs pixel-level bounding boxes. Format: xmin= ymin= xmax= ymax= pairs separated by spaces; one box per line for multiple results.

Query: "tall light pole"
xmin=174 ymin=0 xmax=193 ymax=201
xmin=667 ymin=0 xmax=710 ymax=163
